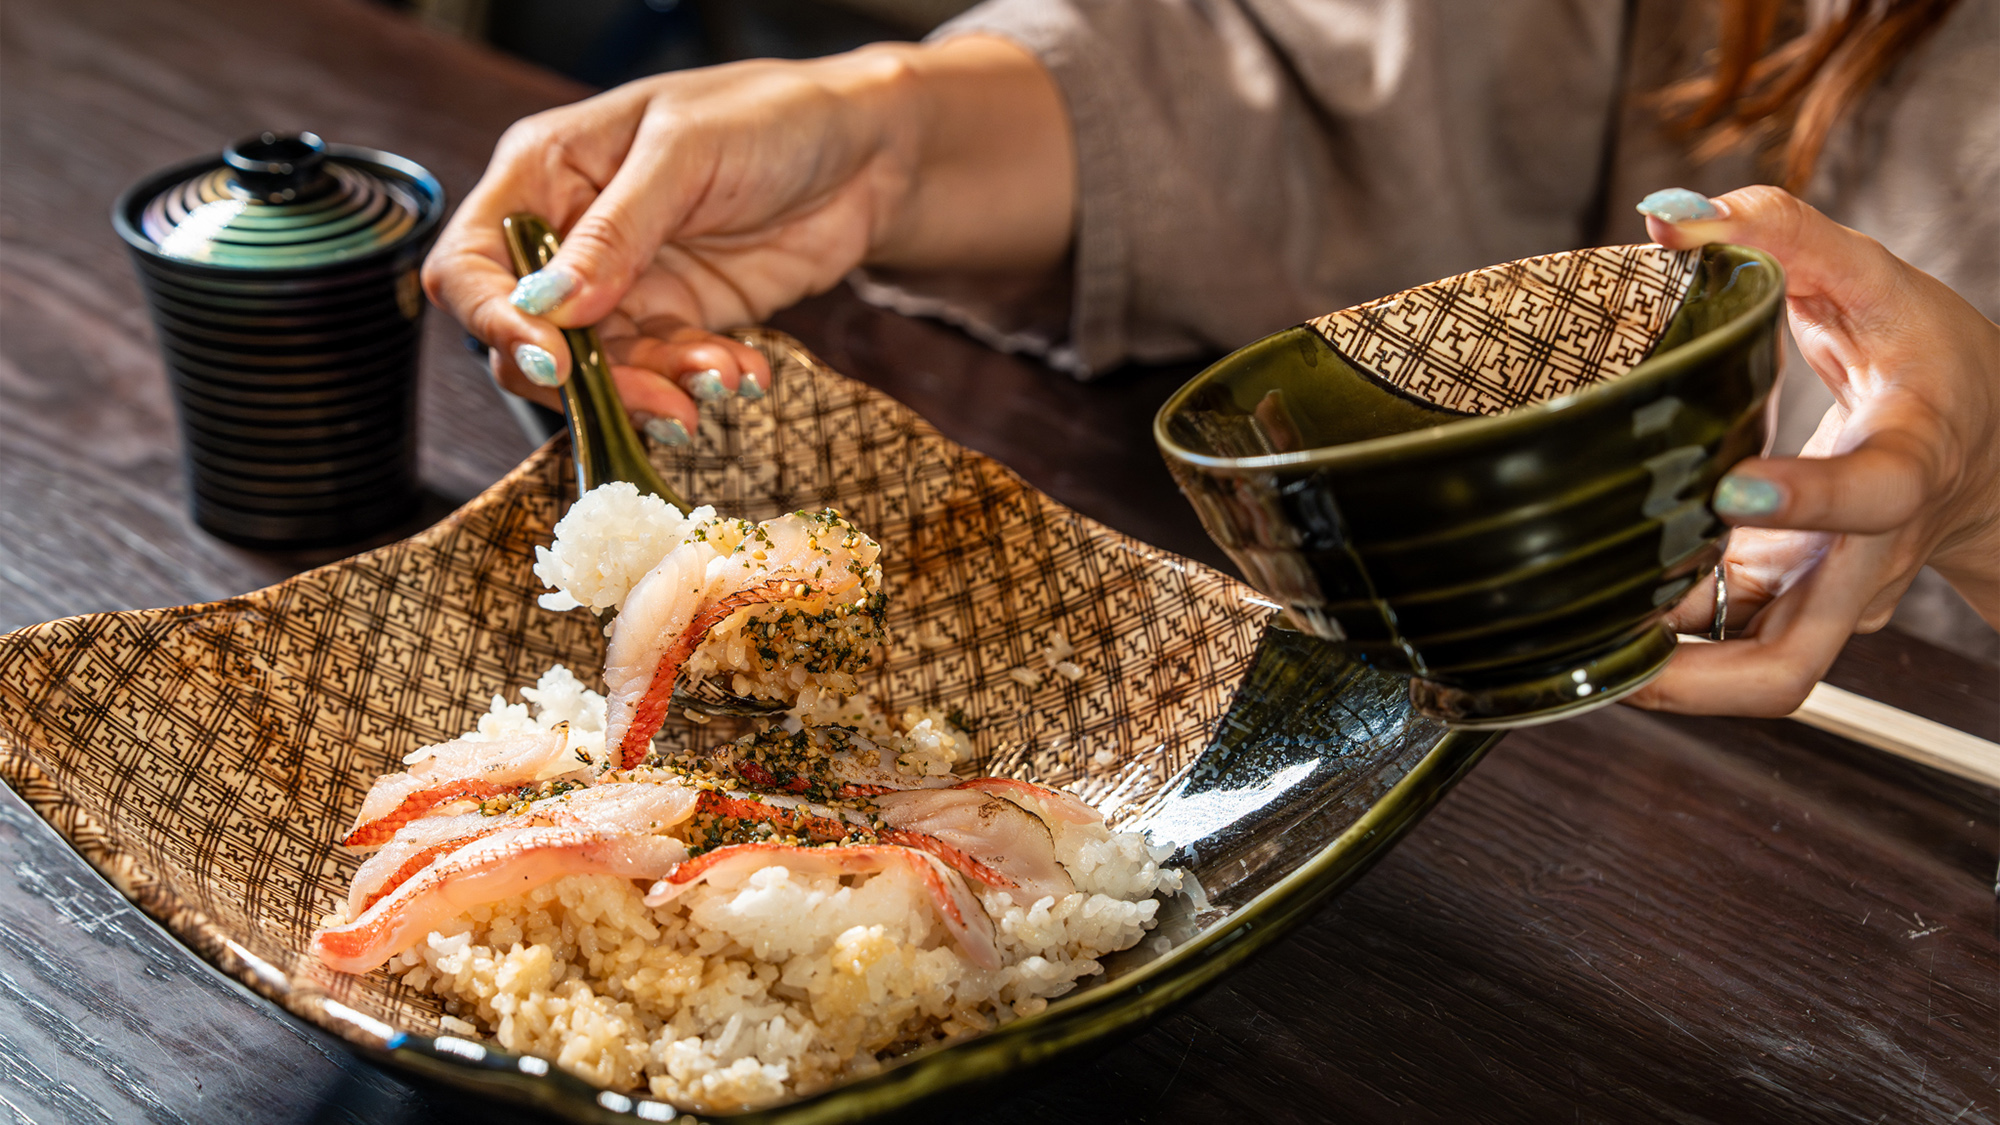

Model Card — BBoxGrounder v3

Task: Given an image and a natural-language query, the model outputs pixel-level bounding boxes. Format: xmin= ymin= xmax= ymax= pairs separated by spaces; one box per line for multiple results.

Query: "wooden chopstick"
xmin=1787 ymin=681 xmax=2000 ymax=789
xmin=1671 ymin=634 xmax=2000 ymax=788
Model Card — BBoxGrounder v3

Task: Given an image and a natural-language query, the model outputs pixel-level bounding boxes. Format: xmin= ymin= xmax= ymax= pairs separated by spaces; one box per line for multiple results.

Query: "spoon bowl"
xmin=500 ymin=213 xmax=786 ymax=717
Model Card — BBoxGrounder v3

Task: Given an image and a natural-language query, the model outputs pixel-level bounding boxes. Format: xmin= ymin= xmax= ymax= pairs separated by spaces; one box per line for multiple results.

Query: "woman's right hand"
xmin=421 ymin=35 xmax=1073 ymax=441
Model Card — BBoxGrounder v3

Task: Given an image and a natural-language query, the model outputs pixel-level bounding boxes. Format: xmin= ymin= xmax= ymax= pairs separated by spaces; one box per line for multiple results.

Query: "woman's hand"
xmin=422 ymin=36 xmax=1073 ymax=442
xmin=1628 ymin=185 xmax=2000 ymax=717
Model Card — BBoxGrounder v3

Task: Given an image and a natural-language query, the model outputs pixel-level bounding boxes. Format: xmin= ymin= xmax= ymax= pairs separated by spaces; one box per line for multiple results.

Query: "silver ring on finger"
xmin=1710 ymin=563 xmax=1729 ymax=643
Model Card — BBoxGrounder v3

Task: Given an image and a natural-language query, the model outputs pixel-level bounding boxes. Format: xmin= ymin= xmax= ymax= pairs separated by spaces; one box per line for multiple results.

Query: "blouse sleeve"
xmin=857 ymin=0 xmax=1630 ymax=378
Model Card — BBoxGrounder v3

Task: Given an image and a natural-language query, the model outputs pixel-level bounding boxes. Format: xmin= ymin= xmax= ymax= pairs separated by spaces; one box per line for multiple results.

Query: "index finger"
xmin=1639 ymin=186 xmax=1901 ymax=303
xmin=421 ymin=176 xmax=577 ymax=385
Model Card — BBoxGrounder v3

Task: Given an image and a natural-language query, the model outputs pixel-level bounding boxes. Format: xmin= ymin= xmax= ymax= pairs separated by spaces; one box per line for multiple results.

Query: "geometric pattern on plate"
xmin=0 ymin=328 xmax=1269 ymax=1055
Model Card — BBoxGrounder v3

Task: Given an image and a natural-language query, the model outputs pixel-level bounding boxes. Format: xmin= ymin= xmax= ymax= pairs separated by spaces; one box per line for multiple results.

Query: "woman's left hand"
xmin=1628 ymin=185 xmax=2000 ymax=717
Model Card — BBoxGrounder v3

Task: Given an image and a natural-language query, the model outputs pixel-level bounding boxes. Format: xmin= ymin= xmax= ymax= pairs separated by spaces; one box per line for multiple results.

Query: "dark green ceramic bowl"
xmin=1156 ymin=244 xmax=1785 ymax=727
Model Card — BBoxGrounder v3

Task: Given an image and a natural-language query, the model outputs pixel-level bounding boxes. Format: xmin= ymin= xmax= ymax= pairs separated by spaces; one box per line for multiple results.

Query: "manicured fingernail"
xmin=738 ymin=371 xmax=765 ymax=400
xmin=1637 ymin=188 xmax=1721 ymax=224
xmin=513 ymin=343 xmax=560 ymax=386
xmin=683 ymin=367 xmax=727 ymax=403
xmin=1714 ymin=473 xmax=1783 ymax=518
xmin=643 ymin=416 xmax=690 ymax=447
xmin=508 ymin=267 xmax=576 ymax=316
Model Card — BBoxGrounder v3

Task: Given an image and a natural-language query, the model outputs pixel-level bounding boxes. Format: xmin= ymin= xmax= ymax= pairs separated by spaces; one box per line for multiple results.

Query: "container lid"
xmin=131 ymin=132 xmax=439 ymax=270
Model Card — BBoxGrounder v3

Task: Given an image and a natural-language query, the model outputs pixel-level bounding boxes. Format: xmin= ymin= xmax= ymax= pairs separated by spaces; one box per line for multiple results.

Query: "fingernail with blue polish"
xmin=1636 ymin=188 xmax=1721 ymax=224
xmin=509 ymin=267 xmax=576 ymax=316
xmin=513 ymin=343 xmax=561 ymax=386
xmin=644 ymin=416 xmax=691 ymax=447
xmin=683 ymin=367 xmax=728 ymax=403
xmin=1713 ymin=474 xmax=1783 ymax=518
xmin=739 ymin=371 xmax=766 ymax=400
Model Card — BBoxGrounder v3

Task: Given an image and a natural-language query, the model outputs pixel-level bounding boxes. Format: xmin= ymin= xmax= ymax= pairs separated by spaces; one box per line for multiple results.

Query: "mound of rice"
xmin=532 ymin=483 xmax=713 ymax=614
xmin=383 ymin=670 xmax=1180 ymax=1111
xmin=536 ymin=487 xmax=889 ymax=710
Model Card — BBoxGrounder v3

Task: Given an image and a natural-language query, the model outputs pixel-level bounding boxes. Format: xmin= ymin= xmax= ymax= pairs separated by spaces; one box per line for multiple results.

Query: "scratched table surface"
xmin=2 ymin=0 xmax=1995 ymax=1122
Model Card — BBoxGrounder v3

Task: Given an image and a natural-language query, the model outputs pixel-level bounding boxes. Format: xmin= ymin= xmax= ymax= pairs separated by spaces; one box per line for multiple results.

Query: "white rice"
xmin=462 ymin=664 xmax=612 ymax=772
xmin=384 ymin=674 xmax=1181 ymax=1112
xmin=390 ymin=861 xmax=1168 ymax=1112
xmin=531 ymin=483 xmax=723 ymax=613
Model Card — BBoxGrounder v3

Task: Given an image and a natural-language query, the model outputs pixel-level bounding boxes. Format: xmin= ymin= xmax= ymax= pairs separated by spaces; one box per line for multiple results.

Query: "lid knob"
xmin=223 ymin=131 xmax=331 ymax=203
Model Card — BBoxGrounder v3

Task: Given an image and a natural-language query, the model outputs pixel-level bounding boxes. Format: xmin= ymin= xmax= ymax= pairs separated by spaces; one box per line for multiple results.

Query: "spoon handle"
xmin=499 ymin=213 xmax=688 ymax=510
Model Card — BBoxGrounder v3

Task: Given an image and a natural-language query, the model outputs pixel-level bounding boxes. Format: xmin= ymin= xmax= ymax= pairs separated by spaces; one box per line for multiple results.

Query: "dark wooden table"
xmin=2 ymin=1 xmax=1994 ymax=1121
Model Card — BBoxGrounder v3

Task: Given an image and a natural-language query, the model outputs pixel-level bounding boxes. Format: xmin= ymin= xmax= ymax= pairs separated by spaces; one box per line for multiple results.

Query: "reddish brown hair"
xmin=1662 ymin=0 xmax=1963 ymax=190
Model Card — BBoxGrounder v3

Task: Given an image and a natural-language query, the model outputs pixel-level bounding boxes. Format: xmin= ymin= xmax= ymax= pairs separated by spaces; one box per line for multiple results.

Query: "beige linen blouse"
xmin=858 ymin=0 xmax=2000 ymax=659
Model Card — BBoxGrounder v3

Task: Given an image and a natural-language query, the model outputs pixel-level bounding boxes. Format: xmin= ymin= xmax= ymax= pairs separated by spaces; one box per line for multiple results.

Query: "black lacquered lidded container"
xmin=113 ymin=131 xmax=446 ymax=548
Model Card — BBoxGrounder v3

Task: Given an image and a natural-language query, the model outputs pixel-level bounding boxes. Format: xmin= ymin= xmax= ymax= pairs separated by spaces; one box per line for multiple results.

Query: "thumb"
xmin=1711 ymin=416 xmax=1941 ymax=534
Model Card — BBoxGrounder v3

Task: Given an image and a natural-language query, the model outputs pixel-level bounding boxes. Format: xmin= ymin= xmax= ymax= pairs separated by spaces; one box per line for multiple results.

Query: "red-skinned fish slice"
xmin=347 ymin=810 xmax=497 ymax=916
xmin=953 ymin=778 xmax=1102 ymax=826
xmin=616 ymin=582 xmax=823 ymax=769
xmin=345 ymin=780 xmax=704 ymax=916
xmin=313 ymin=827 xmax=691 ymax=974
xmin=341 ymin=781 xmax=517 ymax=848
xmin=342 ymin=728 xmax=573 ymax=849
xmin=871 ymin=788 xmax=1074 ymax=905
xmin=734 ymin=760 xmax=813 ymax=794
xmin=876 ymin=827 xmax=1017 ymax=890
xmin=357 ymin=824 xmax=507 ymax=913
xmin=640 ymin=842 xmax=1000 ymax=970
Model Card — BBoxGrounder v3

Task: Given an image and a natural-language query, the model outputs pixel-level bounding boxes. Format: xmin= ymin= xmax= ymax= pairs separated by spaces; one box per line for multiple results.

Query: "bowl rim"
xmin=1153 ymin=243 xmax=1785 ymax=474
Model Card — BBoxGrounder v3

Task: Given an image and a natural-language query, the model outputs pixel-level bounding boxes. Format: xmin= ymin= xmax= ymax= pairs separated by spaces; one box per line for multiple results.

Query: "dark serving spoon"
xmin=501 ymin=212 xmax=784 ymax=717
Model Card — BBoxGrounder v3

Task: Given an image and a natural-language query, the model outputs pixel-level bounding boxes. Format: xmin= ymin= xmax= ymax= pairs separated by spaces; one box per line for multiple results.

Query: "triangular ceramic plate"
xmin=0 ymin=329 xmax=1499 ymax=1123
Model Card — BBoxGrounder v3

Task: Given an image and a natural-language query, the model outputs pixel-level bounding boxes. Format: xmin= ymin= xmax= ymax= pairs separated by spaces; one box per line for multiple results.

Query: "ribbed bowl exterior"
xmin=1158 ymin=244 xmax=1785 ymax=712
xmin=113 ymin=145 xmax=443 ymax=548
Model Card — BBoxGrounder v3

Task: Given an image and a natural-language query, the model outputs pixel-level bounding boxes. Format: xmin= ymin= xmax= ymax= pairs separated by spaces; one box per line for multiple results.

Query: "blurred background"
xmin=377 ymin=0 xmax=975 ymax=87
xmin=372 ymin=0 xmax=1997 ymax=667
